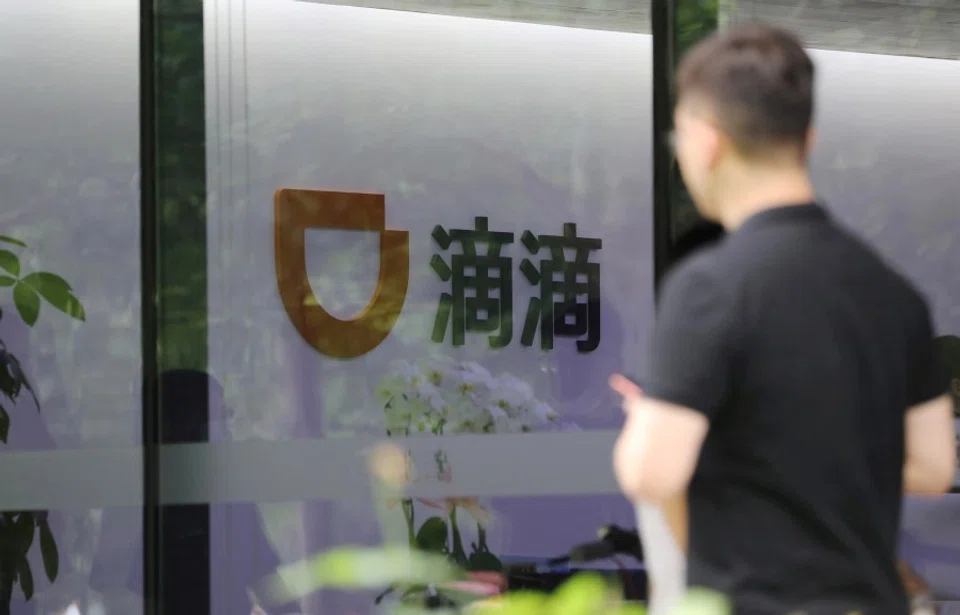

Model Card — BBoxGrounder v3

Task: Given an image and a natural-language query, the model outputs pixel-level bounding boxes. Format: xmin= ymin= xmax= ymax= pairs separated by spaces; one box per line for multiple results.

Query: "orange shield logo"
xmin=274 ymin=188 xmax=409 ymax=359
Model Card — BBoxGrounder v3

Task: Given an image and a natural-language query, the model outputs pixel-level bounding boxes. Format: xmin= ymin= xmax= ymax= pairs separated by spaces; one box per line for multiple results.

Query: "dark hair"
xmin=676 ymin=23 xmax=815 ymax=157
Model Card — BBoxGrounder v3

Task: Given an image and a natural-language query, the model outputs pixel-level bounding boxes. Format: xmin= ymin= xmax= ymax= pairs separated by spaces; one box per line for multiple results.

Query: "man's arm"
xmin=903 ymin=394 xmax=956 ymax=495
xmin=608 ymin=377 xmax=690 ymax=549
xmin=902 ymin=303 xmax=957 ymax=496
xmin=612 ymin=390 xmax=708 ymax=504
xmin=610 ymin=260 xmax=735 ymax=506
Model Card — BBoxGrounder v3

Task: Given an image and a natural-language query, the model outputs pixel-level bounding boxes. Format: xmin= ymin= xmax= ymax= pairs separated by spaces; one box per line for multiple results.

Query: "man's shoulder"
xmin=832 ymin=224 xmax=931 ymax=314
xmin=664 ymin=241 xmax=734 ymax=284
xmin=657 ymin=244 xmax=743 ymax=320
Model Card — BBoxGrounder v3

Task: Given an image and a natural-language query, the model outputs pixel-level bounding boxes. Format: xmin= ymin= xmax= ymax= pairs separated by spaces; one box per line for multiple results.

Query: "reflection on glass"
xmin=196 ymin=1 xmax=653 ymax=612
xmin=1 ymin=0 xmax=141 ymax=612
xmin=721 ymin=1 xmax=960 ymax=59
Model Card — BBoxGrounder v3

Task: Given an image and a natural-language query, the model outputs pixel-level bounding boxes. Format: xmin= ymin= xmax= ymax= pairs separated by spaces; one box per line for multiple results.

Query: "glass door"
xmin=0 ymin=1 xmax=144 ymax=614
xmin=147 ymin=0 xmax=658 ymax=612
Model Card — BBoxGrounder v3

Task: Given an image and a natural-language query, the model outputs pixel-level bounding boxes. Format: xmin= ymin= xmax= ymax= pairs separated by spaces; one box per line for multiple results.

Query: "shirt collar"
xmin=738 ymin=203 xmax=826 ymax=233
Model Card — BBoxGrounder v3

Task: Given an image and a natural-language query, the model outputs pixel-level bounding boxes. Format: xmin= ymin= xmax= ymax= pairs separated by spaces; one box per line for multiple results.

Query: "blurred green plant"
xmin=259 ymin=441 xmax=731 ymax=615
xmin=0 ymin=234 xmax=84 ymax=615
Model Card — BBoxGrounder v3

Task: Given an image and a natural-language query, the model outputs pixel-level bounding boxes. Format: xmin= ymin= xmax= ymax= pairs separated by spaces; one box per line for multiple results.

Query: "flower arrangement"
xmin=376 ymin=356 xmax=560 ymax=438
xmin=372 ymin=357 xmax=568 ymax=578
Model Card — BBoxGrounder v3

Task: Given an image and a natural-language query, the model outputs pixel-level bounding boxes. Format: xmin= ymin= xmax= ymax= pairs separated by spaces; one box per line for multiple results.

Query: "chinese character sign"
xmin=431 ymin=217 xmax=602 ymax=354
xmin=274 ymin=189 xmax=604 ymax=359
xmin=430 ymin=217 xmax=515 ymax=349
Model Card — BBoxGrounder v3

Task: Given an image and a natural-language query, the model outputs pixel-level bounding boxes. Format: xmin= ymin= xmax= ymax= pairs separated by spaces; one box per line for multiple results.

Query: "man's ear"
xmin=704 ymin=124 xmax=724 ymax=171
xmin=805 ymin=127 xmax=818 ymax=154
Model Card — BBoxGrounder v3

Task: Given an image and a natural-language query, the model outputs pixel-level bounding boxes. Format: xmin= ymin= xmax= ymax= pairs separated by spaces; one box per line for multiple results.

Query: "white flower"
xmin=376 ymin=358 xmax=571 ymax=436
xmin=487 ymin=405 xmax=515 ymax=433
xmin=531 ymin=400 xmax=559 ymax=424
xmin=444 ymin=399 xmax=493 ymax=433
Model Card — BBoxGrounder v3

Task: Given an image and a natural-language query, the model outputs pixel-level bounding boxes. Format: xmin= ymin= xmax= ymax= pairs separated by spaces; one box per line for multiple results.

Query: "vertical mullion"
xmin=652 ymin=0 xmax=677 ymax=290
xmin=139 ymin=0 xmax=160 ymax=610
xmin=142 ymin=0 xmax=209 ymax=612
xmin=652 ymin=0 xmax=719 ymax=291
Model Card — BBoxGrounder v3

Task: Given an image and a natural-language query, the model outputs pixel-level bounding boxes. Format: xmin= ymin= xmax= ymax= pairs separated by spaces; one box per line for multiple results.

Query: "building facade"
xmin=0 ymin=0 xmax=958 ymax=612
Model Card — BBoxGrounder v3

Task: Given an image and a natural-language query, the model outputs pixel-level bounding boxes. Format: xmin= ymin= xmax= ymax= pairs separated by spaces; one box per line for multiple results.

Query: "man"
xmin=611 ymin=23 xmax=956 ymax=615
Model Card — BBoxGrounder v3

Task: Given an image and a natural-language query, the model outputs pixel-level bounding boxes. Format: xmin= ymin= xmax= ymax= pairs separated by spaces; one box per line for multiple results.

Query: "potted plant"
xmin=0 ymin=234 xmax=85 ymax=614
xmin=370 ymin=356 xmax=571 ymax=604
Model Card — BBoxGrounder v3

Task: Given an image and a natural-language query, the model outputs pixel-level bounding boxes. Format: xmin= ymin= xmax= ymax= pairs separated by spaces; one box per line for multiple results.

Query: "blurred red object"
xmin=442 ymin=571 xmax=509 ymax=597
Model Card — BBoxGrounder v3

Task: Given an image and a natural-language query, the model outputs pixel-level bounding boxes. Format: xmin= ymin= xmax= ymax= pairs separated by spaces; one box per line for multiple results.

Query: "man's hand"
xmin=609 ymin=373 xmax=708 ymax=504
xmin=609 ymin=373 xmax=643 ymax=412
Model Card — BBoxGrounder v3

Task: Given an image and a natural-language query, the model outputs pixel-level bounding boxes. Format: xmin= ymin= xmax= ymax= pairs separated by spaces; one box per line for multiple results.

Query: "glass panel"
xmin=154 ymin=0 xmax=655 ymax=612
xmin=0 ymin=1 xmax=142 ymax=614
xmin=724 ymin=2 xmax=960 ymax=59
xmin=663 ymin=1 xmax=719 ymax=254
xmin=665 ymin=0 xmax=960 ymax=602
xmin=296 ymin=0 xmax=651 ymax=33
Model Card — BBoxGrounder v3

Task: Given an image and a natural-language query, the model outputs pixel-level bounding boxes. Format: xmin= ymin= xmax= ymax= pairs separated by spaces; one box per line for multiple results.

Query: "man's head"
xmin=673 ymin=23 xmax=816 ymax=222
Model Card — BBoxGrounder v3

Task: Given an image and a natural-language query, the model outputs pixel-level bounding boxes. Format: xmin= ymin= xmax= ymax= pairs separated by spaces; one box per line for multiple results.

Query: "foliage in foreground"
xmin=259 ymin=442 xmax=730 ymax=615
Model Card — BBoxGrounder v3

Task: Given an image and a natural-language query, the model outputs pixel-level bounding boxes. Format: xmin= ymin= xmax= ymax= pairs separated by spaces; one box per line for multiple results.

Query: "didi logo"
xmin=274 ymin=188 xmax=410 ymax=359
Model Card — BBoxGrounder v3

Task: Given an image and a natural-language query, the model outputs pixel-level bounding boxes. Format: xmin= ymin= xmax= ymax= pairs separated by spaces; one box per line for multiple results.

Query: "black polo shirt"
xmin=643 ymin=204 xmax=946 ymax=615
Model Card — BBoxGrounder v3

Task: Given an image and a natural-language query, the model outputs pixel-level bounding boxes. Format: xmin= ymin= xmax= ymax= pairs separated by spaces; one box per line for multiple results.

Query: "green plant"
xmin=0 ymin=234 xmax=85 ymax=615
xmin=0 ymin=236 xmax=86 ymax=327
xmin=407 ymin=504 xmax=501 ymax=572
xmin=258 ymin=442 xmax=730 ymax=615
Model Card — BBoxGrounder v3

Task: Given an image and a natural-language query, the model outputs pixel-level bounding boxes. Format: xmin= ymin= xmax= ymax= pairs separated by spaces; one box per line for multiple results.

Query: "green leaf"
xmin=415 ymin=516 xmax=449 ymax=553
xmin=612 ymin=603 xmax=648 ymax=615
xmin=0 ymin=235 xmax=27 ymax=248
xmin=672 ymin=588 xmax=731 ymax=615
xmin=0 ymin=405 xmax=8 ymax=443
xmin=12 ymin=282 xmax=40 ymax=326
xmin=547 ymin=573 xmax=614 ymax=615
xmin=22 ymin=271 xmax=72 ymax=293
xmin=400 ymin=584 xmax=428 ymax=600
xmin=262 ymin=546 xmax=462 ymax=604
xmin=17 ymin=558 xmax=34 ymax=601
xmin=494 ymin=590 xmax=549 ymax=615
xmin=0 ymin=351 xmax=22 ymax=401
xmin=0 ymin=349 xmax=38 ymax=411
xmin=0 ymin=276 xmax=14 ymax=288
xmin=22 ymin=272 xmax=84 ymax=321
xmin=466 ymin=551 xmax=503 ymax=572
xmin=39 ymin=520 xmax=58 ymax=581
xmin=15 ymin=513 xmax=35 ymax=554
xmin=0 ymin=250 xmax=20 ymax=277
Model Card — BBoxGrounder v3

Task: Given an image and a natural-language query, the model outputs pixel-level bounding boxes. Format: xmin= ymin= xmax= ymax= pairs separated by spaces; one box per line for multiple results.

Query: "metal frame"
xmin=652 ymin=0 xmax=677 ymax=291
xmin=139 ymin=0 xmax=161 ymax=611
xmin=140 ymin=0 xmax=210 ymax=612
